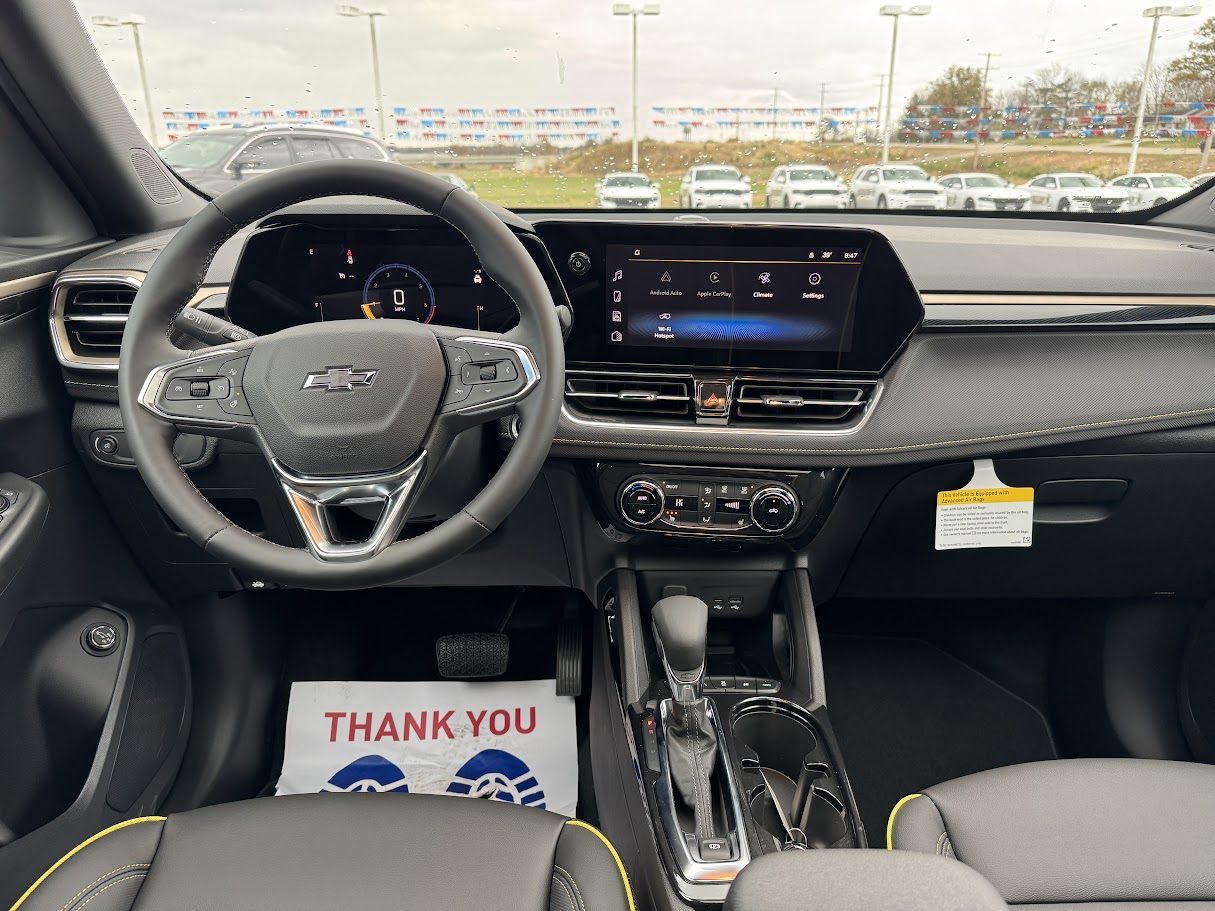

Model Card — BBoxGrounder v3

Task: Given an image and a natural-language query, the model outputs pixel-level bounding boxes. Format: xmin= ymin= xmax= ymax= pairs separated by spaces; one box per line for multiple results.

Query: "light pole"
xmin=973 ymin=51 xmax=999 ymax=170
xmin=1129 ymin=5 xmax=1201 ymax=174
xmin=337 ymin=5 xmax=389 ymax=142
xmin=91 ymin=14 xmax=157 ymax=143
xmin=613 ymin=3 xmax=661 ymax=171
xmin=879 ymin=5 xmax=931 ymax=164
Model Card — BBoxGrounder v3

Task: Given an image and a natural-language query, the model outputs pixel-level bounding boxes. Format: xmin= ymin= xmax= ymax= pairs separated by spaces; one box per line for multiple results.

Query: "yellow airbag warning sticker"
xmin=935 ymin=459 xmax=1034 ymax=551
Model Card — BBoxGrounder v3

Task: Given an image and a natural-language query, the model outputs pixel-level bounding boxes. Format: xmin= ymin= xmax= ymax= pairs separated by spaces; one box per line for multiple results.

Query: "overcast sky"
xmin=75 ymin=0 xmax=1208 ymax=120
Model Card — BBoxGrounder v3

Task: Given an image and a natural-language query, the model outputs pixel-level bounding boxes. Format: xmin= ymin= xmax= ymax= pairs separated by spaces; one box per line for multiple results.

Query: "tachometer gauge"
xmin=361 ymin=264 xmax=436 ymax=323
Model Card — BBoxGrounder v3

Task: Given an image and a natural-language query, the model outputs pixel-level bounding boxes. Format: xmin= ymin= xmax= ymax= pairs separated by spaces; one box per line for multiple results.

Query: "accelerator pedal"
xmin=436 ymin=633 xmax=510 ymax=679
xmin=555 ymin=610 xmax=583 ymax=697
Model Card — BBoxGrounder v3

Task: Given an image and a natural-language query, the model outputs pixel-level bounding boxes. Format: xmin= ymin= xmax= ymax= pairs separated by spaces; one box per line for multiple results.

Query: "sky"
xmin=74 ymin=0 xmax=1209 ymax=122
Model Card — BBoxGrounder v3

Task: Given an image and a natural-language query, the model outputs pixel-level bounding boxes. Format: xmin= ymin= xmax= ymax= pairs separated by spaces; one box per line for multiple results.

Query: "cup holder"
xmin=732 ymin=699 xmax=849 ymax=849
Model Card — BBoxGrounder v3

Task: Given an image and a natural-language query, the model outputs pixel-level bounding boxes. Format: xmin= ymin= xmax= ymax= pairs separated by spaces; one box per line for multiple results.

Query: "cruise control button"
xmin=463 ymin=379 xmax=524 ymax=409
xmin=462 ymin=341 xmax=518 ymax=364
xmin=165 ymin=378 xmax=195 ymax=400
xmin=167 ymin=398 xmax=229 ymax=422
xmin=217 ymin=356 xmax=249 ymax=386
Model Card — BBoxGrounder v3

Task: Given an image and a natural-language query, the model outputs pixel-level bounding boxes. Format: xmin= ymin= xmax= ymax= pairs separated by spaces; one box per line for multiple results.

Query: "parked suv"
xmin=1107 ymin=173 xmax=1192 ymax=211
xmin=849 ymin=164 xmax=946 ymax=210
xmin=678 ymin=164 xmax=752 ymax=208
xmin=1024 ymin=173 xmax=1130 ymax=213
xmin=765 ymin=164 xmax=848 ymax=209
xmin=596 ymin=171 xmax=661 ymax=208
xmin=159 ymin=124 xmax=394 ymax=197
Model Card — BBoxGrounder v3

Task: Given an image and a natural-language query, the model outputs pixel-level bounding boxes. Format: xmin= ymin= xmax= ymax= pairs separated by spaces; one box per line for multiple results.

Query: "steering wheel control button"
xmin=443 ymin=381 xmax=472 ymax=406
xmin=751 ymin=486 xmax=799 ymax=534
xmin=619 ymin=480 xmax=664 ymax=526
xmin=218 ymin=356 xmax=249 ymax=386
xmin=218 ymin=388 xmax=253 ymax=416
xmin=442 ymin=345 xmax=472 ymax=372
xmin=82 ymin=623 xmax=119 ymax=656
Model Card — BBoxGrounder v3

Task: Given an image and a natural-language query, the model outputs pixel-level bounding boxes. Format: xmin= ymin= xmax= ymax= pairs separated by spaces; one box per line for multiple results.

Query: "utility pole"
xmin=336 ymin=6 xmax=389 ymax=142
xmin=973 ymin=51 xmax=1000 ymax=170
xmin=613 ymin=4 xmax=661 ymax=171
xmin=772 ymin=86 xmax=779 ymax=140
xmin=818 ymin=82 xmax=829 ymax=141
xmin=1130 ymin=5 xmax=1201 ymax=175
xmin=879 ymin=5 xmax=932 ymax=164
xmin=875 ymin=74 xmax=886 ymax=144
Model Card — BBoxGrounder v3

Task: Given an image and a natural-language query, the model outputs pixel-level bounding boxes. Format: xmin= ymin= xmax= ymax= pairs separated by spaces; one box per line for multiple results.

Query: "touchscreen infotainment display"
xmin=604 ymin=244 xmax=863 ymax=355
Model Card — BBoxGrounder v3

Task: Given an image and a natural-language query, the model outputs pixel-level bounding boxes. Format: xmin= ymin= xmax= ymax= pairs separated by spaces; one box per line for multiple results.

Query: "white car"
xmin=678 ymin=165 xmax=752 ymax=209
xmin=937 ymin=173 xmax=1032 ymax=212
xmin=849 ymin=164 xmax=947 ymax=210
xmin=1191 ymin=173 xmax=1215 ymax=188
xmin=431 ymin=173 xmax=478 ymax=198
xmin=765 ymin=164 xmax=848 ymax=209
xmin=595 ymin=172 xmax=661 ymax=209
xmin=1107 ymin=173 xmax=1192 ymax=211
xmin=1024 ymin=173 xmax=1129 ymax=213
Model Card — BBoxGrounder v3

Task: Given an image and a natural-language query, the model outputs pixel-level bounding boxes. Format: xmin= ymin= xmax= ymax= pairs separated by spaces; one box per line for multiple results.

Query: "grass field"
xmin=419 ymin=138 xmax=1213 ymax=210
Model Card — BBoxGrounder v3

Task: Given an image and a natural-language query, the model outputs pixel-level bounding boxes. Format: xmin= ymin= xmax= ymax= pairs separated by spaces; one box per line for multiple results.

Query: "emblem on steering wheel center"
xmin=302 ymin=366 xmax=378 ymax=392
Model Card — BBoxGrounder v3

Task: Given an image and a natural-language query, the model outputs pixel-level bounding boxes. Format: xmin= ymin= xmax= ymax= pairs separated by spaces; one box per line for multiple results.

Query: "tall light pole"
xmin=879 ymin=5 xmax=931 ymax=164
xmin=613 ymin=3 xmax=661 ymax=171
xmin=973 ymin=51 xmax=999 ymax=170
xmin=337 ymin=5 xmax=389 ymax=142
xmin=91 ymin=14 xmax=157 ymax=143
xmin=874 ymin=73 xmax=886 ymax=144
xmin=817 ymin=82 xmax=829 ymax=141
xmin=1130 ymin=5 xmax=1201 ymax=174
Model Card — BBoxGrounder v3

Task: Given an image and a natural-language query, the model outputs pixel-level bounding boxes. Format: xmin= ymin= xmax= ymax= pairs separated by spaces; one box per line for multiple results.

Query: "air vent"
xmin=61 ymin=284 xmax=136 ymax=359
xmin=565 ymin=370 xmax=693 ymax=419
xmin=734 ymin=379 xmax=875 ymax=424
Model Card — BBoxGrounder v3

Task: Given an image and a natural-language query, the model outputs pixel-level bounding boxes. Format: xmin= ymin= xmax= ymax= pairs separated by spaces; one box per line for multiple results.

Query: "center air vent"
xmin=565 ymin=370 xmax=693 ymax=419
xmin=57 ymin=281 xmax=138 ymax=365
xmin=734 ymin=378 xmax=875 ymax=424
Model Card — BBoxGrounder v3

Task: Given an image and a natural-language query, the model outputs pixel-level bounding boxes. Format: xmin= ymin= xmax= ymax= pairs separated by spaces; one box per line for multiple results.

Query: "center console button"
xmin=751 ymin=486 xmax=800 ymax=534
xmin=698 ymin=837 xmax=732 ymax=862
xmin=705 ymin=675 xmax=735 ymax=692
xmin=619 ymin=480 xmax=664 ymax=526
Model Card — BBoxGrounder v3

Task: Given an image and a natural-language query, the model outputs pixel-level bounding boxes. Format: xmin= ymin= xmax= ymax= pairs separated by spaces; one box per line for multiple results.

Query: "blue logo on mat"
xmin=446 ymin=749 xmax=546 ymax=808
xmin=323 ymin=754 xmax=410 ymax=793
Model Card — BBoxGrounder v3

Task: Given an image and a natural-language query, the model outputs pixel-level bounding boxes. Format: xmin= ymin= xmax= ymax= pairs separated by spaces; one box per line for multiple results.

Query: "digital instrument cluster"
xmin=227 ymin=225 xmax=520 ymax=335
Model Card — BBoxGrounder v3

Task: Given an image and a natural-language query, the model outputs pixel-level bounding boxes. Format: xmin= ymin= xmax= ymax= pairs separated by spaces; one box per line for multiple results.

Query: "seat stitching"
xmin=73 ymin=874 xmax=146 ymax=911
xmin=553 ymin=864 xmax=587 ymax=911
xmin=935 ymin=831 xmax=948 ymax=856
xmin=945 ymin=837 xmax=954 ymax=859
xmin=551 ymin=870 xmax=579 ymax=911
xmin=58 ymin=866 xmax=151 ymax=911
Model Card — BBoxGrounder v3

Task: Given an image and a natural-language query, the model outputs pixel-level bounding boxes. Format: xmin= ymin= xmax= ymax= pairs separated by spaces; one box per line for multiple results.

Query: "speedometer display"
xmin=362 ymin=264 xmax=436 ymax=323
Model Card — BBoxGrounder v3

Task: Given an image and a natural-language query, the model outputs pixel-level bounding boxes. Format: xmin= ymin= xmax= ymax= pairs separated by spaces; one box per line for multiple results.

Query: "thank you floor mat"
xmin=276 ymin=679 xmax=578 ymax=816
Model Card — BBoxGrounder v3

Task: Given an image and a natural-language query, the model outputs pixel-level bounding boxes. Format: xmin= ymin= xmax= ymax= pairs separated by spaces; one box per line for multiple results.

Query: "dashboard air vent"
xmin=61 ymin=283 xmax=137 ymax=358
xmin=565 ymin=370 xmax=693 ymax=419
xmin=734 ymin=379 xmax=875 ymax=424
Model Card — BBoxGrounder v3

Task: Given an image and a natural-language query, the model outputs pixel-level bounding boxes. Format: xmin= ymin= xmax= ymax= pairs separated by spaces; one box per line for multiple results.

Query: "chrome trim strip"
xmin=51 ymin=270 xmax=229 ymax=371
xmin=922 ymin=292 xmax=1215 ymax=307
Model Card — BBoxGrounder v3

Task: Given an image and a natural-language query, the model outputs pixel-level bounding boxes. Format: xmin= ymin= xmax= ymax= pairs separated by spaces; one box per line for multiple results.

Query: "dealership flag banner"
xmin=276 ymin=680 xmax=578 ymax=816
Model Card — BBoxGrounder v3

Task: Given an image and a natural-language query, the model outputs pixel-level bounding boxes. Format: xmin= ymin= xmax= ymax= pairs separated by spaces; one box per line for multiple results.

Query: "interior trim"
xmin=0 ymin=271 xmax=56 ymax=300
xmin=51 ymin=270 xmax=227 ymax=371
xmin=921 ymin=293 xmax=1215 ymax=307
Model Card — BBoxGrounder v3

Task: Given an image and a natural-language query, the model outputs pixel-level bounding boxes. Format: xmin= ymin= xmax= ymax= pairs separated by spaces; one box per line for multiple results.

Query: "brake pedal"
xmin=436 ymin=633 xmax=510 ymax=679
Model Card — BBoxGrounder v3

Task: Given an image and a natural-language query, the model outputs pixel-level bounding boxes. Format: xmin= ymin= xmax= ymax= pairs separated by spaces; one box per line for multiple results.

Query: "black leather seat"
xmin=9 ymin=793 xmax=635 ymax=911
xmin=887 ymin=758 xmax=1215 ymax=909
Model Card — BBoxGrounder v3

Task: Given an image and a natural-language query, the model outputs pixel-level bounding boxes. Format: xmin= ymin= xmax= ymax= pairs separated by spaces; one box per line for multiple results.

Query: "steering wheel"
xmin=117 ymin=160 xmax=564 ymax=590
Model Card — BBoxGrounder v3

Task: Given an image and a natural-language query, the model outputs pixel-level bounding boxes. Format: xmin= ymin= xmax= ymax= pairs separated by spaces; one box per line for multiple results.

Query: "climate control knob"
xmin=619 ymin=479 xmax=665 ymax=527
xmin=750 ymin=486 xmax=799 ymax=534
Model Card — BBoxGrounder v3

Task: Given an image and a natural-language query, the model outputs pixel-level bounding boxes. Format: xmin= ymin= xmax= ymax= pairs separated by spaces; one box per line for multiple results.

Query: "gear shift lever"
xmin=652 ymin=595 xmax=708 ymax=706
xmin=652 ymin=595 xmax=720 ymax=843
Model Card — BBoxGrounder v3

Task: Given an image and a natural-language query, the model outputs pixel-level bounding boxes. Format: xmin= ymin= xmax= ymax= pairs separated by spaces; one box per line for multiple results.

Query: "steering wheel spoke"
xmin=272 ymin=451 xmax=427 ymax=563
xmin=137 ymin=341 xmax=262 ymax=438
xmin=435 ymin=332 xmax=541 ymax=427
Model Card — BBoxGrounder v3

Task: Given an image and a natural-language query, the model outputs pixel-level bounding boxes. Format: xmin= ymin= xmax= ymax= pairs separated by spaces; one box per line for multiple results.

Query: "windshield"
xmin=159 ymin=134 xmax=244 ymax=169
xmin=603 ymin=175 xmax=652 ymax=187
xmin=1058 ymin=175 xmax=1103 ymax=188
xmin=788 ymin=168 xmax=834 ymax=181
xmin=882 ymin=167 xmax=929 ymax=181
xmin=78 ymin=0 xmax=1213 ymax=214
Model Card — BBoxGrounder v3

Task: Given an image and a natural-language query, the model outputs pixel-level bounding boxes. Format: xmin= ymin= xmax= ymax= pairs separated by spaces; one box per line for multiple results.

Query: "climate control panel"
xmin=617 ymin=474 xmax=801 ymax=535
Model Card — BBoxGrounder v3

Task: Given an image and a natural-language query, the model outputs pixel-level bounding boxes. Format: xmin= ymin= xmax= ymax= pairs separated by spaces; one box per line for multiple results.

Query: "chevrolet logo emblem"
xmin=302 ymin=367 xmax=378 ymax=392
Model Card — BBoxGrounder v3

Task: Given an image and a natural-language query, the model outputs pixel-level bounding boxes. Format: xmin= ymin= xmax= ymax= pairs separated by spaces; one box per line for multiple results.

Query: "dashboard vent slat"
xmin=734 ymin=379 xmax=874 ymax=424
xmin=566 ymin=370 xmax=693 ymax=418
xmin=61 ymin=283 xmax=136 ymax=361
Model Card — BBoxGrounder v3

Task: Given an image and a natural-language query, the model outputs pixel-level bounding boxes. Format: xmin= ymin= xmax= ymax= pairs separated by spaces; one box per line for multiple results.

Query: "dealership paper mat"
xmin=276 ymin=679 xmax=578 ymax=816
